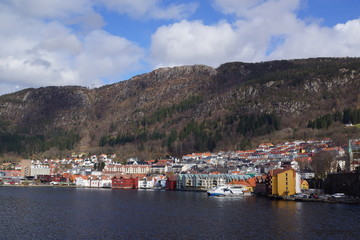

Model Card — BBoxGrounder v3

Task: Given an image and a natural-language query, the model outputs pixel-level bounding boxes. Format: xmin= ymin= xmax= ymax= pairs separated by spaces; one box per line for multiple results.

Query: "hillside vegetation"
xmin=0 ymin=58 xmax=360 ymax=159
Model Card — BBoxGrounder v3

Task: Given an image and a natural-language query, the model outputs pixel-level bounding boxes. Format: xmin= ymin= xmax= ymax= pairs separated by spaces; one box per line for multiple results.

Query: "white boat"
xmin=207 ymin=185 xmax=247 ymax=196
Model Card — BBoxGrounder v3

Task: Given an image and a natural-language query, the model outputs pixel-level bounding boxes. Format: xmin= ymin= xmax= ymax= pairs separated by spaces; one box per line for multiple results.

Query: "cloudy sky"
xmin=0 ymin=0 xmax=359 ymax=95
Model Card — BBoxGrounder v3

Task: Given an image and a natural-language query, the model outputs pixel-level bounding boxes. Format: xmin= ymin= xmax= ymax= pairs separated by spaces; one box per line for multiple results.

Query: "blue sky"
xmin=0 ymin=0 xmax=359 ymax=95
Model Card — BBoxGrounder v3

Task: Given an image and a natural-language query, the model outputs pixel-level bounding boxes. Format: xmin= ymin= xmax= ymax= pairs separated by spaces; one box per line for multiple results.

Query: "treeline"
xmin=248 ymin=58 xmax=360 ymax=87
xmin=226 ymin=113 xmax=280 ymax=137
xmin=99 ymin=112 xmax=280 ymax=154
xmin=178 ymin=120 xmax=222 ymax=152
xmin=307 ymin=108 xmax=360 ymax=129
xmin=99 ymin=130 xmax=166 ymax=147
xmin=99 ymin=119 xmax=222 ymax=153
xmin=141 ymin=95 xmax=203 ymax=125
xmin=0 ymin=129 xmax=80 ymax=155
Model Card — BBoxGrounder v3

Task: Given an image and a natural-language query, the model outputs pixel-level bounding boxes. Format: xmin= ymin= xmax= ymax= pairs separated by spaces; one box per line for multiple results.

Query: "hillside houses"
xmin=0 ymin=138 xmax=351 ymax=196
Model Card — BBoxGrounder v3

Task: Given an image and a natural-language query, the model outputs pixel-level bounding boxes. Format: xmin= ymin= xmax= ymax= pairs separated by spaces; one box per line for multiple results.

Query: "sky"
xmin=0 ymin=0 xmax=360 ymax=95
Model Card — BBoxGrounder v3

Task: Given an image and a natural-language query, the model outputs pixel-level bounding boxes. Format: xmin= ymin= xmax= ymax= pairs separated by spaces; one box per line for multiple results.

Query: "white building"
xmin=138 ymin=177 xmax=154 ymax=189
xmin=31 ymin=165 xmax=51 ymax=178
xmin=76 ymin=176 xmax=90 ymax=187
xmin=75 ymin=175 xmax=112 ymax=188
xmin=104 ymin=164 xmax=151 ymax=174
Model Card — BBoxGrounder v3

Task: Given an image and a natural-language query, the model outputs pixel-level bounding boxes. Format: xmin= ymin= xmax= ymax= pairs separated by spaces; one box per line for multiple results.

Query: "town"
xmin=1 ymin=138 xmax=360 ymax=200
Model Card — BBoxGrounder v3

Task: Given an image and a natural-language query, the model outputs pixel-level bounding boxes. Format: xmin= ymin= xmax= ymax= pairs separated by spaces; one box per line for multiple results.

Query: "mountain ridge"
xmin=1 ymin=57 xmax=360 ymax=159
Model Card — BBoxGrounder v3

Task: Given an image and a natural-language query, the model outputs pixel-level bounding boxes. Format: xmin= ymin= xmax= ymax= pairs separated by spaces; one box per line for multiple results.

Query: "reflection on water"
xmin=1 ymin=187 xmax=360 ymax=239
xmin=268 ymin=201 xmax=303 ymax=239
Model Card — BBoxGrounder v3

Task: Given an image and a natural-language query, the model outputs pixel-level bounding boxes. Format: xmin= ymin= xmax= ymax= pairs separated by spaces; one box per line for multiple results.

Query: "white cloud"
xmin=150 ymin=0 xmax=360 ymax=68
xmin=150 ymin=20 xmax=244 ymax=67
xmin=1 ymin=0 xmax=360 ymax=96
xmin=0 ymin=1 xmax=144 ymax=95
xmin=75 ymin=30 xmax=144 ymax=81
xmin=4 ymin=0 xmax=96 ymax=19
xmin=100 ymin=0 xmax=198 ymax=20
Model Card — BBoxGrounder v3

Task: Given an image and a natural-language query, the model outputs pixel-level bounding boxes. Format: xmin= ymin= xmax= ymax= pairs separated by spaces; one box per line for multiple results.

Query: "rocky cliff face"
xmin=1 ymin=58 xmax=360 ymax=157
xmin=0 ymin=86 xmax=92 ymax=132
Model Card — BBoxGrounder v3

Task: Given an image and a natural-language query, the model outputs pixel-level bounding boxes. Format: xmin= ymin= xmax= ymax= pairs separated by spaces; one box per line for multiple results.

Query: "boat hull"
xmin=207 ymin=185 xmax=246 ymax=196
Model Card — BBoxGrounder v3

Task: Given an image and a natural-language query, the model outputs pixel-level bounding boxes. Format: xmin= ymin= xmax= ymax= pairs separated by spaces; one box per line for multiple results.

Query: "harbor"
xmin=1 ymin=186 xmax=360 ymax=240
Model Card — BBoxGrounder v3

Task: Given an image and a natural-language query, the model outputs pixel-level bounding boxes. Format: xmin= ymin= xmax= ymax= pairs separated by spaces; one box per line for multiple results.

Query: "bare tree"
xmin=311 ymin=150 xmax=337 ymax=178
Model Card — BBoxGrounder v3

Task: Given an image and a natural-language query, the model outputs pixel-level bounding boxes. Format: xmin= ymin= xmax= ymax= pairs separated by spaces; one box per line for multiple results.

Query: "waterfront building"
xmin=112 ymin=176 xmax=138 ymax=189
xmin=74 ymin=175 xmax=112 ymax=188
xmin=138 ymin=177 xmax=154 ymax=189
xmin=228 ymin=177 xmax=257 ymax=192
xmin=166 ymin=175 xmax=177 ymax=190
xmin=75 ymin=175 xmax=90 ymax=187
xmin=269 ymin=168 xmax=300 ymax=196
xmin=177 ymin=174 xmax=252 ymax=190
xmin=86 ymin=175 xmax=112 ymax=188
xmin=324 ymin=168 xmax=360 ymax=197
xmin=100 ymin=175 xmax=112 ymax=188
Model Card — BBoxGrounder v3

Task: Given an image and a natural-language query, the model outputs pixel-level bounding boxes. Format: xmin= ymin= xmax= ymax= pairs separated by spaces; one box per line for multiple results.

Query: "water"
xmin=0 ymin=187 xmax=360 ymax=240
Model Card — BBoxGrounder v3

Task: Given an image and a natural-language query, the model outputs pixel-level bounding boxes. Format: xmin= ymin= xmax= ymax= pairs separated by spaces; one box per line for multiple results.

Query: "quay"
xmin=270 ymin=195 xmax=360 ymax=204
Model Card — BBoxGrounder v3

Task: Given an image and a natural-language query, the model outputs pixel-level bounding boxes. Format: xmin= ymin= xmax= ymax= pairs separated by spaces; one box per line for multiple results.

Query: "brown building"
xmin=20 ymin=160 xmax=31 ymax=177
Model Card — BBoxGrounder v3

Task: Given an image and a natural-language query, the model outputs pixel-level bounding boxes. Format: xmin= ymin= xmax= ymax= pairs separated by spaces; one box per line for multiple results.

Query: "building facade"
xmin=269 ymin=168 xmax=300 ymax=196
xmin=20 ymin=160 xmax=32 ymax=177
xmin=177 ymin=174 xmax=252 ymax=190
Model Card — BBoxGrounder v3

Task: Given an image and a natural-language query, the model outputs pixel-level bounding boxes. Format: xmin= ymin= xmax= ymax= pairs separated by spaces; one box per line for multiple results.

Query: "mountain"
xmin=1 ymin=58 xmax=360 ymax=159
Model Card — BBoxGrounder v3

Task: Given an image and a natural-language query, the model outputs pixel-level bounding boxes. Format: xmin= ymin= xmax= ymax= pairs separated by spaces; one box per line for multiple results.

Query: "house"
xmin=100 ymin=175 xmax=112 ymax=188
xmin=62 ymin=173 xmax=71 ymax=183
xmin=89 ymin=176 xmax=101 ymax=188
xmin=153 ymin=175 xmax=167 ymax=188
xmin=75 ymin=175 xmax=90 ymax=187
xmin=228 ymin=177 xmax=257 ymax=192
xmin=301 ymin=180 xmax=309 ymax=190
xmin=138 ymin=176 xmax=154 ymax=189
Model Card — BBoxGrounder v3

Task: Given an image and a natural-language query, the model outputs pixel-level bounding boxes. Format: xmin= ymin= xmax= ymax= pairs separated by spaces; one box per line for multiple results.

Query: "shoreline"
xmin=2 ymin=184 xmax=360 ymax=204
xmin=269 ymin=195 xmax=360 ymax=204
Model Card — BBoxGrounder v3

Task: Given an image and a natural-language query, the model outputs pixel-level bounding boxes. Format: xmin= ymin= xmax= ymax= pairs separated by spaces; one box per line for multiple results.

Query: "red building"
xmin=37 ymin=175 xmax=66 ymax=183
xmin=112 ymin=176 xmax=138 ymax=189
xmin=166 ymin=175 xmax=177 ymax=190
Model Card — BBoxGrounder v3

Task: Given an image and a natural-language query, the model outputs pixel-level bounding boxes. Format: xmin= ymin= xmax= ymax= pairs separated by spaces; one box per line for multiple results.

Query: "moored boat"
xmin=207 ymin=185 xmax=247 ymax=196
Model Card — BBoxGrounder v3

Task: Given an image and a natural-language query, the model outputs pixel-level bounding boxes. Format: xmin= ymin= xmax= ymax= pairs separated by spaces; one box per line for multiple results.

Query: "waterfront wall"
xmin=324 ymin=169 xmax=360 ymax=197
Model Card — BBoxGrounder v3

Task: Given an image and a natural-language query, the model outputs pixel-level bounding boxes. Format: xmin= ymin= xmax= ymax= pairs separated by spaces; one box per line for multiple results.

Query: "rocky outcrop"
xmin=0 ymin=58 xmax=359 ymax=154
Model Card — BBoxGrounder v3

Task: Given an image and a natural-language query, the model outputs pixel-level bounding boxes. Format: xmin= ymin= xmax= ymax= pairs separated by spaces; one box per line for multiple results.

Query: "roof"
xmin=269 ymin=167 xmax=295 ymax=177
xmin=228 ymin=177 xmax=257 ymax=187
xmin=62 ymin=173 xmax=71 ymax=178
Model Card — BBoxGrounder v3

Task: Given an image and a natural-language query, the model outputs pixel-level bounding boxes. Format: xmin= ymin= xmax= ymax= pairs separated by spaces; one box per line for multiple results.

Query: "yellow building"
xmin=269 ymin=168 xmax=297 ymax=196
xmin=301 ymin=180 xmax=309 ymax=190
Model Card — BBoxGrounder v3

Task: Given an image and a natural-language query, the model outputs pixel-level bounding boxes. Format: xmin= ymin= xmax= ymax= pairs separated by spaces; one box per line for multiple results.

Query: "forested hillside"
xmin=0 ymin=58 xmax=360 ymax=159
